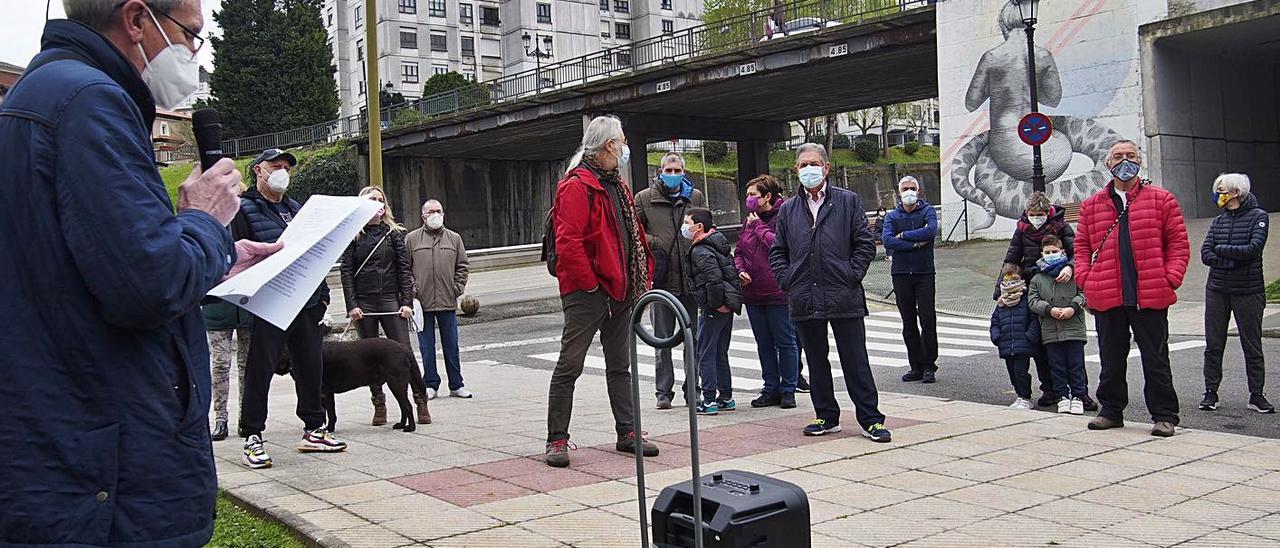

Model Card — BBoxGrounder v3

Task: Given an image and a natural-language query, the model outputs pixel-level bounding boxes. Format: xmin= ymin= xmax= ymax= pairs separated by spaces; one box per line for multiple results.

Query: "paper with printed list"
xmin=208 ymin=195 xmax=382 ymax=330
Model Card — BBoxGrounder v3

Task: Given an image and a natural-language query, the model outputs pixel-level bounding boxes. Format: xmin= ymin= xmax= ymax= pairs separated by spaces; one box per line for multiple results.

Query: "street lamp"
xmin=1015 ymin=0 xmax=1045 ymax=192
xmin=522 ymin=32 xmax=553 ymax=94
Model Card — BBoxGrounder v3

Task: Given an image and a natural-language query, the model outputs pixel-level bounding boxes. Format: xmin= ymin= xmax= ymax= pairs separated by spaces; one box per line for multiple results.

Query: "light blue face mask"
xmin=680 ymin=223 xmax=694 ymax=240
xmin=660 ymin=173 xmax=684 ymax=191
xmin=798 ymin=166 xmax=825 ymax=189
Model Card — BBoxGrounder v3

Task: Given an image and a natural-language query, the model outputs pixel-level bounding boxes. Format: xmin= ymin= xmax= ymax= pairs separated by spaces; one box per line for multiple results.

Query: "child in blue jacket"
xmin=990 ymin=264 xmax=1042 ymax=409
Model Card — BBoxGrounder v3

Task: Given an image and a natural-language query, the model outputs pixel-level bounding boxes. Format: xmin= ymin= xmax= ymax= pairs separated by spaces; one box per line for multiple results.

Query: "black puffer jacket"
xmin=1202 ymin=193 xmax=1269 ymax=295
xmin=340 ymin=223 xmax=414 ymax=311
xmin=1003 ymin=206 xmax=1076 ymax=278
xmin=689 ymin=231 xmax=742 ymax=314
xmin=230 ymin=189 xmax=329 ymax=309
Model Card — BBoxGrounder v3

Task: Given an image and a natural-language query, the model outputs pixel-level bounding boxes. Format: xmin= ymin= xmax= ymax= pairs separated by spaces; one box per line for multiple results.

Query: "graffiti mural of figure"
xmin=951 ymin=1 xmax=1122 ymax=229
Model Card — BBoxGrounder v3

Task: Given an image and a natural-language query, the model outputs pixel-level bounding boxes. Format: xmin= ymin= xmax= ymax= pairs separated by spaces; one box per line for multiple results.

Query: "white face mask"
xmin=900 ymin=189 xmax=919 ymax=206
xmin=136 ymin=7 xmax=200 ymax=110
xmin=1028 ymin=215 xmax=1047 ymax=229
xmin=266 ymin=169 xmax=290 ymax=193
xmin=798 ymin=165 xmax=825 ymax=189
xmin=425 ymin=212 xmax=444 ymax=230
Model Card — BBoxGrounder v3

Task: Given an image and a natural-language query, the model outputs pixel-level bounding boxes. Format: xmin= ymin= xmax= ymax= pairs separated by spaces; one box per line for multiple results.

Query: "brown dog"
xmin=280 ymin=338 xmax=431 ymax=432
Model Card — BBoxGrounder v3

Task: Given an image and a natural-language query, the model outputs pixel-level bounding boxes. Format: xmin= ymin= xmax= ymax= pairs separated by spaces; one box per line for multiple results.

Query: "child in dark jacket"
xmin=684 ymin=208 xmax=742 ymax=415
xmin=991 ymin=264 xmax=1042 ymax=409
xmin=1028 ymin=235 xmax=1089 ymax=416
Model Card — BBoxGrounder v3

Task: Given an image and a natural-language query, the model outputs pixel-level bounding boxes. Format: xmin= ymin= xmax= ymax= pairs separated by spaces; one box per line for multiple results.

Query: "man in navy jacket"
xmin=882 ymin=176 xmax=940 ymax=384
xmin=0 ymin=2 xmax=278 ymax=544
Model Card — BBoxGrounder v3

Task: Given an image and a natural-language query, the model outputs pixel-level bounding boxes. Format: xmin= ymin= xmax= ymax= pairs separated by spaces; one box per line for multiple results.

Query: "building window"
xmin=430 ymin=33 xmax=448 ymax=52
xmin=461 ymin=36 xmax=475 ymax=56
xmin=615 ymin=22 xmax=630 ymax=39
xmin=358 ymin=81 xmax=366 ymax=95
xmin=661 ymin=0 xmax=672 ymax=9
xmin=599 ymin=0 xmax=608 ymax=10
xmin=614 ymin=0 xmax=628 ymax=13
xmin=160 ymin=122 xmax=170 ymax=136
xmin=402 ymin=62 xmax=420 ymax=83
xmin=480 ymin=6 xmax=499 ymax=26
xmin=356 ymin=40 xmax=364 ymax=62
xmin=600 ymin=20 xmax=610 ymax=38
xmin=662 ymin=19 xmax=673 ymax=34
xmin=353 ymin=6 xmax=362 ymax=27
xmin=398 ymin=0 xmax=416 ymax=14
xmin=536 ymin=3 xmax=552 ymax=24
xmin=327 ymin=9 xmax=333 ymax=26
xmin=616 ymin=51 xmax=631 ymax=66
xmin=400 ymin=27 xmax=418 ymax=49
xmin=428 ymin=0 xmax=445 ymax=17
xmin=433 ymin=65 xmax=449 ymax=76
xmin=459 ymin=3 xmax=473 ymax=24
xmin=463 ymin=70 xmax=476 ymax=81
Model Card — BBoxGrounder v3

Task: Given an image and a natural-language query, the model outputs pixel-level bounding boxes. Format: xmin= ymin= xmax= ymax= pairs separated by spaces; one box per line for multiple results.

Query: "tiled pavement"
xmin=215 ymin=360 xmax=1280 ymax=547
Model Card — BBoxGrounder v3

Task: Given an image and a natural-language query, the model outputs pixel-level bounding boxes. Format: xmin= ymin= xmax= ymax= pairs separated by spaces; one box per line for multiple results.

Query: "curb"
xmin=220 ymin=489 xmax=352 ymax=548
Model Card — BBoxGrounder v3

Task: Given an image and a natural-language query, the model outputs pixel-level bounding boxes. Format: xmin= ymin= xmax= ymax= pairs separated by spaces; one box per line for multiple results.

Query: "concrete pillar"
xmin=736 ymin=139 xmax=771 ymax=221
xmin=627 ymin=131 xmax=651 ymax=194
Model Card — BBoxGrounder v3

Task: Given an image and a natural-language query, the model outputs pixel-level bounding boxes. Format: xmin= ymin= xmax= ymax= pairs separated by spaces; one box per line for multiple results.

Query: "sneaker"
xmin=545 ymin=439 xmax=575 ymax=468
xmin=449 ymin=388 xmax=473 ymax=399
xmin=803 ymin=419 xmax=841 ymax=436
xmin=656 ymin=395 xmax=673 ymax=410
xmin=211 ymin=419 xmax=229 ymax=441
xmin=796 ymin=375 xmax=811 ymax=393
xmin=1009 ymin=398 xmax=1033 ymax=410
xmin=921 ymin=371 xmax=936 ymax=384
xmin=901 ymin=371 xmax=924 ymax=382
xmin=1248 ymin=394 xmax=1276 ymax=414
xmin=717 ymin=399 xmax=737 ymax=412
xmin=696 ymin=401 xmax=719 ymax=415
xmin=1069 ymin=397 xmax=1084 ymax=416
xmin=862 ymin=423 xmax=892 ymax=443
xmin=615 ymin=432 xmax=659 ymax=456
xmin=1199 ymin=391 xmax=1219 ymax=411
xmin=425 ymin=388 xmax=438 ymax=400
xmin=1151 ymin=421 xmax=1176 ymax=437
xmin=242 ymin=435 xmax=272 ymax=469
xmin=1081 ymin=395 xmax=1098 ymax=412
xmin=1037 ymin=393 xmax=1061 ymax=408
xmin=781 ymin=392 xmax=797 ymax=409
xmin=1088 ymin=415 xmax=1124 ymax=430
xmin=1057 ymin=399 xmax=1072 ymax=414
xmin=751 ymin=391 xmax=782 ymax=408
xmin=299 ymin=428 xmax=347 ymax=453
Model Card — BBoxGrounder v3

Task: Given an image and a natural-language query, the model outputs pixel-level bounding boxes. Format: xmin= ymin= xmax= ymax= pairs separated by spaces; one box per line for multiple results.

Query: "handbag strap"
xmin=354 ymin=231 xmax=391 ymax=278
xmin=1089 ymin=182 xmax=1144 ymax=267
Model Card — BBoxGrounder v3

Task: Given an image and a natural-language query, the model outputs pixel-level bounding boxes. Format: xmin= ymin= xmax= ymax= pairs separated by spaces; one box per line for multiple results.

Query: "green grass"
xmin=1267 ymin=279 xmax=1280 ymax=302
xmin=210 ymin=492 xmax=305 ymax=548
xmin=648 ymin=145 xmax=940 ymax=181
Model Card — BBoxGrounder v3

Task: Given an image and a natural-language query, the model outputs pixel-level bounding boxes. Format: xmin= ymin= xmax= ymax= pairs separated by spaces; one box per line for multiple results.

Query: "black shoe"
xmin=1037 ymin=393 xmax=1061 ymax=408
xmin=1081 ymin=395 xmax=1098 ymax=412
xmin=751 ymin=391 xmax=782 ymax=408
xmin=901 ymin=371 xmax=924 ymax=382
xmin=211 ymin=420 xmax=228 ymax=442
xmin=796 ymin=375 xmax=810 ymax=393
xmin=921 ymin=371 xmax=936 ymax=384
xmin=781 ymin=392 xmax=797 ymax=409
xmin=1249 ymin=394 xmax=1275 ymax=414
xmin=1199 ymin=391 xmax=1218 ymax=411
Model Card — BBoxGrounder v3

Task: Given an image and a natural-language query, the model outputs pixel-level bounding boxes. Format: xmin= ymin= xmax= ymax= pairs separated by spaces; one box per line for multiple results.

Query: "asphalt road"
xmin=438 ymin=303 xmax=1279 ymax=439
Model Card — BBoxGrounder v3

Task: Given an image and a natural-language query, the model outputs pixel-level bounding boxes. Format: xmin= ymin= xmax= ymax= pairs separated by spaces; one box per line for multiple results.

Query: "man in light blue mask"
xmin=635 ymin=152 xmax=704 ymax=409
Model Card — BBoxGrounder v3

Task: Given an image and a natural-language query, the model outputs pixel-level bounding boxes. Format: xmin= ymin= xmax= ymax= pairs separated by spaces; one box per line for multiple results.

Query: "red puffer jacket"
xmin=1074 ymin=181 xmax=1190 ymax=312
xmin=553 ymin=165 xmax=653 ymax=301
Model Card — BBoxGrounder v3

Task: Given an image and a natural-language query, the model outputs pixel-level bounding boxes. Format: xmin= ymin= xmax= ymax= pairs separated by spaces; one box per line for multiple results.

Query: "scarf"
xmin=667 ymin=177 xmax=694 ymax=202
xmin=586 ymin=158 xmax=650 ymax=305
xmin=997 ymin=278 xmax=1025 ymax=308
xmin=1038 ymin=257 xmax=1068 ymax=278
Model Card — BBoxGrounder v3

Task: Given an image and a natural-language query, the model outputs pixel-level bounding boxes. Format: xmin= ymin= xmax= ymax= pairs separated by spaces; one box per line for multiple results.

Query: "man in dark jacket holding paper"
xmin=770 ymin=143 xmax=891 ymax=442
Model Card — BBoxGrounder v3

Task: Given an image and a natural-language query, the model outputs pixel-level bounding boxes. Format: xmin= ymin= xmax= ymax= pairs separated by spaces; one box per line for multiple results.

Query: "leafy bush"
xmin=703 ymin=141 xmax=729 ymax=162
xmin=289 ymin=147 xmax=359 ymax=204
xmin=854 ymin=139 xmax=880 ymax=163
xmin=392 ymin=108 xmax=428 ymax=129
xmin=1268 ymin=279 xmax=1280 ymax=302
xmin=903 ymin=141 xmax=921 ymax=156
xmin=834 ymin=134 xmax=852 ymax=149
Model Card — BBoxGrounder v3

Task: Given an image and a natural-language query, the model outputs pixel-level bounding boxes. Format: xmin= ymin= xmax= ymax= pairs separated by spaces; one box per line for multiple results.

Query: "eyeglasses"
xmin=118 ymin=1 xmax=205 ymax=57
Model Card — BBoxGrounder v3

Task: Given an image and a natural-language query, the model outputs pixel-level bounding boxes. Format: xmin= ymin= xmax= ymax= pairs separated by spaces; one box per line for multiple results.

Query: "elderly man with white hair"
xmin=408 ymin=199 xmax=472 ymax=400
xmin=1199 ymin=173 xmax=1273 ymax=414
xmin=881 ymin=175 xmax=940 ymax=384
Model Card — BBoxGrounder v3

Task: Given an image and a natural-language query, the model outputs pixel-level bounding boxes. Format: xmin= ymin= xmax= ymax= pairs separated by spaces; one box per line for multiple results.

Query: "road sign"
xmin=1018 ymin=112 xmax=1053 ymax=146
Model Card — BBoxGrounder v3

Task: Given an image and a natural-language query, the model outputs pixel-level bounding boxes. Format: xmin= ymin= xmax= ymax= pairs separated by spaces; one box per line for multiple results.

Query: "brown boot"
xmin=371 ymin=393 xmax=387 ymax=426
xmin=414 ymin=393 xmax=432 ymax=424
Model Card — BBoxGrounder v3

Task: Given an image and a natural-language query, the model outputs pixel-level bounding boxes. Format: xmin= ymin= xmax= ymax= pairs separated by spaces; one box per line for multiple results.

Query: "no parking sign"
xmin=1018 ymin=112 xmax=1053 ymax=146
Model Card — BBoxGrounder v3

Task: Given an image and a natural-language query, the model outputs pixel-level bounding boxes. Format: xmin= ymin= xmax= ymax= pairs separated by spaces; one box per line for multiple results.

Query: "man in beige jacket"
xmin=408 ymin=199 xmax=472 ymax=399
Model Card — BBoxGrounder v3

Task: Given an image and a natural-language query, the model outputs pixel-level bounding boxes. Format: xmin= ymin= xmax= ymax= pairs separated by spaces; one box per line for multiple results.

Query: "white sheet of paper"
xmin=209 ymin=195 xmax=382 ymax=330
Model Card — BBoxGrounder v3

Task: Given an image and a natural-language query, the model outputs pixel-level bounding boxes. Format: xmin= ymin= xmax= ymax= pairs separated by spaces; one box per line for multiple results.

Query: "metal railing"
xmin=220 ymin=0 xmax=930 ymax=157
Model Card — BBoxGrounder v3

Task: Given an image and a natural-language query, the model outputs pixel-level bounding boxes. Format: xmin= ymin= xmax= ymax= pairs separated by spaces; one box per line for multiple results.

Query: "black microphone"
xmin=192 ymin=108 xmax=224 ymax=171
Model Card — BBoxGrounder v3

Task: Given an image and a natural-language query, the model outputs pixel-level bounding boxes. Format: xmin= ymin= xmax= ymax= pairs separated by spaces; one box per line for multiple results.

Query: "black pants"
xmin=239 ymin=304 xmax=327 ymax=437
xmin=1203 ymin=290 xmax=1267 ymax=395
xmin=1032 ymin=346 xmax=1057 ymax=398
xmin=1095 ymin=307 xmax=1179 ymax=425
xmin=795 ymin=317 xmax=885 ymax=429
xmin=892 ymin=274 xmax=938 ymax=374
xmin=547 ymin=290 xmax=635 ymax=442
xmin=356 ymin=297 xmax=412 ymax=401
xmin=1005 ymin=356 xmax=1032 ymax=399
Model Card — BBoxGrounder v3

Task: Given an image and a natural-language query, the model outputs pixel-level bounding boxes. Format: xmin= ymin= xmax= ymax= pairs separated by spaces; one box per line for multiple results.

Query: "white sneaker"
xmin=1009 ymin=398 xmax=1033 ymax=410
xmin=450 ymin=388 xmax=474 ymax=399
xmin=298 ymin=428 xmax=348 ymax=453
xmin=242 ymin=435 xmax=272 ymax=469
xmin=1057 ymin=399 xmax=1072 ymax=414
xmin=425 ymin=388 xmax=437 ymax=400
xmin=1069 ymin=397 xmax=1085 ymax=415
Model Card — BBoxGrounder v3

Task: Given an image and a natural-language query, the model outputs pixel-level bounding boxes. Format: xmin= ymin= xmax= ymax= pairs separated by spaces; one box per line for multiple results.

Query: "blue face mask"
xmin=1042 ymin=252 xmax=1066 ymax=266
xmin=680 ymin=224 xmax=695 ymax=240
xmin=1110 ymin=159 xmax=1140 ymax=182
xmin=660 ymin=173 xmax=684 ymax=191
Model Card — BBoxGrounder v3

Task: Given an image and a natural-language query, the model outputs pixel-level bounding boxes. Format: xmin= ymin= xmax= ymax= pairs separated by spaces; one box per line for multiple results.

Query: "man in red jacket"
xmin=1074 ymin=140 xmax=1190 ymax=437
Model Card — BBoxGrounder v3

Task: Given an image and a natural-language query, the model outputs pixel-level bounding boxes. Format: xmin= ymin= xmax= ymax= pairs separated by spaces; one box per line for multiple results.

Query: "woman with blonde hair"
xmin=340 ymin=186 xmax=421 ymax=426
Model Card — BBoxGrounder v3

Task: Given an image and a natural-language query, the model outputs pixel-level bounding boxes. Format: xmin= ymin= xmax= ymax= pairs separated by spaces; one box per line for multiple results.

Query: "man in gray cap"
xmin=230 ymin=148 xmax=347 ymax=469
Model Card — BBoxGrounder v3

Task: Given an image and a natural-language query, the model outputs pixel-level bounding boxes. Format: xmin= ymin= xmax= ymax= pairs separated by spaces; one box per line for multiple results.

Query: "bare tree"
xmin=879 ymin=103 xmax=912 ymax=157
xmin=847 ymin=108 xmax=881 ymax=138
xmin=823 ymin=114 xmax=838 ymax=155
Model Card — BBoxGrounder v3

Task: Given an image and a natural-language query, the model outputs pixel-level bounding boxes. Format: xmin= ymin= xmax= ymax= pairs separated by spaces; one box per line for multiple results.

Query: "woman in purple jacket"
xmin=736 ymin=175 xmax=801 ymax=409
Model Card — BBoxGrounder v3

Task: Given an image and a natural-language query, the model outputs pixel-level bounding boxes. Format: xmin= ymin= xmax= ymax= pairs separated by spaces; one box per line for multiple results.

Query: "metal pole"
xmin=365 ymin=0 xmax=383 ymax=188
xmin=1025 ymin=19 xmax=1044 ymax=192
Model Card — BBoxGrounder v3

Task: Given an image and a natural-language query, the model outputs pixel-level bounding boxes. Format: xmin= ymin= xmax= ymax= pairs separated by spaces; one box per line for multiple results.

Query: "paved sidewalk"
xmin=216 ymin=359 xmax=1280 ymax=547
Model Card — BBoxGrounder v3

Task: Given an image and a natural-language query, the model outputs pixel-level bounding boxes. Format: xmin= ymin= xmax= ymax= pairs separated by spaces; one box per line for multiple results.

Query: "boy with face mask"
xmin=1028 ymin=236 xmax=1089 ymax=416
xmin=684 ymin=208 xmax=742 ymax=415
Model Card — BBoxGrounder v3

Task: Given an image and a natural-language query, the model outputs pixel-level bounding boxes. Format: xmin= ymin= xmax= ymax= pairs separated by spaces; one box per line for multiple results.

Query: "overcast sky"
xmin=0 ymin=0 xmax=222 ymax=70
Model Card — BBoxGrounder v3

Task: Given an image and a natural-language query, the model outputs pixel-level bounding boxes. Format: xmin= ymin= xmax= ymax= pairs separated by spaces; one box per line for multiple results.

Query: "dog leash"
xmin=349 ymin=311 xmax=420 ymax=334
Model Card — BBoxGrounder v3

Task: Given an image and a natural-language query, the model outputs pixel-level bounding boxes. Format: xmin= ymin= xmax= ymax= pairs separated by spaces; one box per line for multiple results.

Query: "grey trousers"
xmin=1204 ymin=290 xmax=1267 ymax=395
xmin=208 ymin=327 xmax=250 ymax=423
xmin=547 ymin=290 xmax=635 ymax=442
xmin=653 ymin=293 xmax=697 ymax=400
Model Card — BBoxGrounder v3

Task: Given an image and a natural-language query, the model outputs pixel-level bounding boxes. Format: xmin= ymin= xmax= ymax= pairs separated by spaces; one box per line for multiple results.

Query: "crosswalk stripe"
xmin=730 ymin=328 xmax=996 ymax=350
xmin=1084 ymin=340 xmax=1205 ymax=363
xmin=864 ymin=319 xmax=991 ymax=338
xmin=869 ymin=311 xmax=991 ymax=328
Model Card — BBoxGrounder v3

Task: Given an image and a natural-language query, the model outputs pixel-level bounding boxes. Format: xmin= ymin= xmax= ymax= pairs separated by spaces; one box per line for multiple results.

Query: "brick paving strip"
xmin=215 ymin=361 xmax=1280 ymax=547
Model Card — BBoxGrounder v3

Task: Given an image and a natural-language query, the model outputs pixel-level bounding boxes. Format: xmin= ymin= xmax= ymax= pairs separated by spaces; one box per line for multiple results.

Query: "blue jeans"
xmin=745 ymin=304 xmax=799 ymax=396
xmin=418 ymin=310 xmax=464 ymax=391
xmin=1045 ymin=340 xmax=1087 ymax=399
xmin=696 ymin=311 xmax=734 ymax=403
